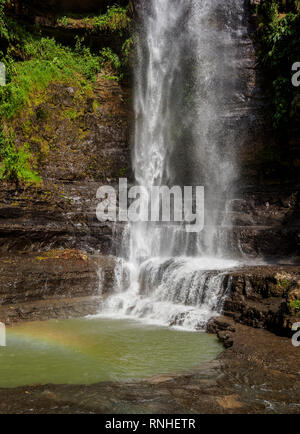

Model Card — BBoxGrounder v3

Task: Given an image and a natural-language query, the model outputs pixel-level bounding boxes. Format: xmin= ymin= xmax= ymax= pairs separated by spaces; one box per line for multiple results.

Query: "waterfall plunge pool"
xmin=0 ymin=317 xmax=222 ymax=388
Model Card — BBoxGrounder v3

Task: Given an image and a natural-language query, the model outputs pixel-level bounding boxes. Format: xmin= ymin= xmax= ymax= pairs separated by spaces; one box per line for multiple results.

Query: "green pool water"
xmin=0 ymin=317 xmax=222 ymax=388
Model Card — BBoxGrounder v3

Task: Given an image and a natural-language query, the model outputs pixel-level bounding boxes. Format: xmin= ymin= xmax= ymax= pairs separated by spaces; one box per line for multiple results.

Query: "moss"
xmin=35 ymin=106 xmax=50 ymax=121
xmin=0 ymin=128 xmax=41 ymax=186
xmin=27 ymin=136 xmax=50 ymax=161
xmin=65 ymin=109 xmax=78 ymax=121
xmin=289 ymin=299 xmax=300 ymax=313
xmin=78 ymin=129 xmax=89 ymax=140
xmin=36 ymin=249 xmax=87 ymax=261
xmin=277 ymin=278 xmax=291 ymax=290
xmin=22 ymin=120 xmax=33 ymax=139
xmin=93 ymin=100 xmax=100 ymax=112
xmin=56 ymin=16 xmax=70 ymax=27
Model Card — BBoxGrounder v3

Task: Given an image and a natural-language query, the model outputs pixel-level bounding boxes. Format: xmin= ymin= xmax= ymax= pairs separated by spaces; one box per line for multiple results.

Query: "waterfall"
xmin=98 ymin=0 xmax=247 ymax=330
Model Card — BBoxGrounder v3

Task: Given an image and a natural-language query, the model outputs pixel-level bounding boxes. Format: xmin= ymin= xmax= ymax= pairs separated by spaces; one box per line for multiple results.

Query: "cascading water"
xmin=99 ymin=0 xmax=247 ymax=330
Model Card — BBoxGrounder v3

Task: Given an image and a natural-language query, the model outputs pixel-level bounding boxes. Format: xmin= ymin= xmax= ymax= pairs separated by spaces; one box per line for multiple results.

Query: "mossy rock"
xmin=287 ymin=285 xmax=300 ymax=314
xmin=268 ymin=272 xmax=295 ymax=297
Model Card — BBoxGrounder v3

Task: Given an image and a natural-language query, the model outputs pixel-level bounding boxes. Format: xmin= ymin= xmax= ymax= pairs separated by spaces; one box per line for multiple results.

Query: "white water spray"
xmin=98 ymin=0 xmax=247 ymax=329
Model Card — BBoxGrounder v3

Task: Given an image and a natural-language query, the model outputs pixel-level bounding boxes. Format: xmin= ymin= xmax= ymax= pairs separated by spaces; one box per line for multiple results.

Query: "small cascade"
xmin=100 ymin=257 xmax=238 ymax=330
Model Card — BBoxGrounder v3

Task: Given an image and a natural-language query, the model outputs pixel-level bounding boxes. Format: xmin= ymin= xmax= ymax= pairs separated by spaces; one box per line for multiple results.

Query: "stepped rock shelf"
xmin=0 ymin=253 xmax=299 ymax=334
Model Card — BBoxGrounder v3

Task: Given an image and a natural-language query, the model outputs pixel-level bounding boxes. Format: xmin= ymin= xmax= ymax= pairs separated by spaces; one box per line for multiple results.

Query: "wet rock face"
xmin=221 ymin=187 xmax=300 ymax=259
xmin=0 ymin=251 xmax=117 ymax=323
xmin=131 ymin=0 xmax=148 ymax=17
xmin=0 ymin=181 xmax=126 ymax=255
xmin=0 ymin=296 xmax=101 ymax=325
xmin=0 ymin=251 xmax=116 ymax=306
xmin=221 ymin=266 xmax=300 ymax=335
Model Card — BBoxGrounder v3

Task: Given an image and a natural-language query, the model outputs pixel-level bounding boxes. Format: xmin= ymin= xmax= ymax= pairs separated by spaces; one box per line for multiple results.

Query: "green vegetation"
xmin=100 ymin=47 xmax=121 ymax=71
xmin=57 ymin=16 xmax=69 ymax=27
xmin=65 ymin=109 xmax=77 ymax=121
xmin=0 ymin=35 xmax=103 ymax=120
xmin=254 ymin=0 xmax=300 ymax=131
xmin=277 ymin=277 xmax=291 ymax=290
xmin=0 ymin=2 xmax=132 ymax=187
xmin=55 ymin=5 xmax=131 ymax=37
xmin=0 ymin=0 xmax=9 ymax=39
xmin=289 ymin=299 xmax=300 ymax=312
xmin=0 ymin=129 xmax=41 ymax=186
xmin=0 ymin=3 xmax=131 ymax=119
xmin=122 ymin=36 xmax=134 ymax=66
xmin=94 ymin=5 xmax=130 ymax=34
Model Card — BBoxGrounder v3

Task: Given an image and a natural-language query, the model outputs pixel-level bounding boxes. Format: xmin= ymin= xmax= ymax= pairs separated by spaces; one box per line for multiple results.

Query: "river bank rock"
xmin=0 ymin=296 xmax=102 ymax=324
xmin=0 ymin=251 xmax=116 ymax=324
xmin=220 ymin=265 xmax=300 ymax=335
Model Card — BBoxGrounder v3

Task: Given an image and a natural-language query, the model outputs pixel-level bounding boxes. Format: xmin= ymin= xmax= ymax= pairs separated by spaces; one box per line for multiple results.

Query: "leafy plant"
xmin=289 ymin=299 xmax=300 ymax=312
xmin=100 ymin=47 xmax=121 ymax=70
xmin=65 ymin=109 xmax=77 ymax=120
xmin=0 ymin=0 xmax=9 ymax=40
xmin=0 ymin=36 xmax=102 ymax=119
xmin=122 ymin=37 xmax=134 ymax=65
xmin=0 ymin=3 xmax=132 ymax=187
xmin=94 ymin=5 xmax=130 ymax=34
xmin=255 ymin=1 xmax=300 ymax=130
xmin=0 ymin=129 xmax=41 ymax=186
xmin=57 ymin=16 xmax=69 ymax=26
